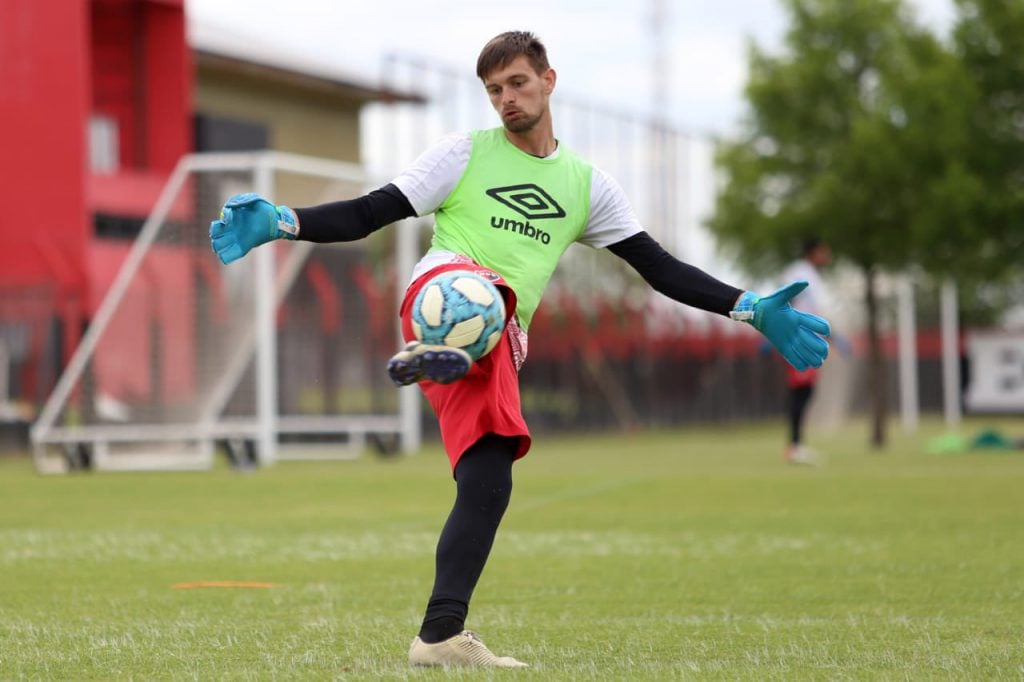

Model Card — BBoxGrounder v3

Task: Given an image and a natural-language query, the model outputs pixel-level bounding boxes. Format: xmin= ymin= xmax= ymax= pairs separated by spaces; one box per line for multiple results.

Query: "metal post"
xmin=897 ymin=277 xmax=919 ymax=432
xmin=396 ymin=219 xmax=422 ymax=455
xmin=254 ymin=160 xmax=278 ymax=465
xmin=387 ymin=57 xmax=422 ymax=455
xmin=648 ymin=0 xmax=670 ymax=251
xmin=31 ymin=158 xmax=192 ymax=446
xmin=941 ymin=279 xmax=962 ymax=426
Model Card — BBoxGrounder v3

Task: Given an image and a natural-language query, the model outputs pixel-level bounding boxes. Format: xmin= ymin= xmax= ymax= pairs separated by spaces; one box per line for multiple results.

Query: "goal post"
xmin=31 ymin=151 xmax=419 ymax=473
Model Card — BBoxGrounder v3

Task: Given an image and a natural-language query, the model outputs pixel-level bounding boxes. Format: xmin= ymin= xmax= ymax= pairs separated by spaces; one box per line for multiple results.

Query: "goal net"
xmin=31 ymin=151 xmax=418 ymax=472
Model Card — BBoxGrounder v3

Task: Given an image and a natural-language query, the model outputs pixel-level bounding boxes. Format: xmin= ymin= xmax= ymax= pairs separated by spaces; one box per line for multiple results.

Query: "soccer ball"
xmin=411 ymin=270 xmax=506 ymax=361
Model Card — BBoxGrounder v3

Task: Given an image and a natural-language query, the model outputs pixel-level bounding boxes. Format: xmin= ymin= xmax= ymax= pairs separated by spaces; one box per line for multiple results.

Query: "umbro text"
xmin=490 ymin=216 xmax=551 ymax=244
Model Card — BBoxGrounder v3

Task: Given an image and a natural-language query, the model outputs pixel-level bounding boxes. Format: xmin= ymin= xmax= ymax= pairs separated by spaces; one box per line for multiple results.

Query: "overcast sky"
xmin=186 ymin=0 xmax=955 ymax=135
xmin=185 ymin=0 xmax=956 ymax=272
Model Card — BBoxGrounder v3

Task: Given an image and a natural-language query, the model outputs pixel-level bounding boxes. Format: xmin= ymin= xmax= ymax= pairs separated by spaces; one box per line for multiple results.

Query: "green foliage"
xmin=707 ymin=0 xmax=1024 ymax=449
xmin=952 ymin=0 xmax=1024 ymax=278
xmin=913 ymin=274 xmax=1024 ymax=327
xmin=708 ymin=0 xmax=1016 ymax=288
xmin=1 ymin=420 xmax=1023 ymax=679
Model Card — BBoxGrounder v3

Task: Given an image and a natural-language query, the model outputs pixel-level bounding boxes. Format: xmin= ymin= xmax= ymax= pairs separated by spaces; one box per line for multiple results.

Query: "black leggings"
xmin=788 ymin=385 xmax=814 ymax=445
xmin=418 ymin=434 xmax=517 ymax=643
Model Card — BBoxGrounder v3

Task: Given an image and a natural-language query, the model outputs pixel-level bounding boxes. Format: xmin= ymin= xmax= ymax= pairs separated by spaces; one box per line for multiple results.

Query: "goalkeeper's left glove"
xmin=209 ymin=193 xmax=299 ymax=265
xmin=730 ymin=281 xmax=831 ymax=371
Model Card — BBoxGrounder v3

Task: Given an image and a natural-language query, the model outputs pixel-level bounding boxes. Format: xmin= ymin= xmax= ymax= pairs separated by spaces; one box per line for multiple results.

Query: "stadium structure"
xmin=0 ymin=0 xmax=423 ymax=470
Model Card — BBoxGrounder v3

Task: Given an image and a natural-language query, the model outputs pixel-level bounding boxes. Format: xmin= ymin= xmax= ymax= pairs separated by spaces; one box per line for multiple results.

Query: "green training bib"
xmin=430 ymin=128 xmax=592 ymax=330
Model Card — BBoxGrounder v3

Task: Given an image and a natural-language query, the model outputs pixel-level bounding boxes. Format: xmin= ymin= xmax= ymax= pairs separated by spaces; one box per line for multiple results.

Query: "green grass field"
xmin=2 ymin=417 xmax=1023 ymax=680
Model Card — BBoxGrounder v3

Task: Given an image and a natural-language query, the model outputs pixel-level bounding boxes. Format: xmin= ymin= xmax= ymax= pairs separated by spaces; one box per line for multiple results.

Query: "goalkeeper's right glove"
xmin=209 ymin=193 xmax=299 ymax=265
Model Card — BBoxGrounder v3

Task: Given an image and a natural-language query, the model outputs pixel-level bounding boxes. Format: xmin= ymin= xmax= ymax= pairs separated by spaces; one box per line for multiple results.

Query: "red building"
xmin=0 ymin=0 xmax=189 ymax=418
xmin=0 ymin=0 xmax=411 ymax=425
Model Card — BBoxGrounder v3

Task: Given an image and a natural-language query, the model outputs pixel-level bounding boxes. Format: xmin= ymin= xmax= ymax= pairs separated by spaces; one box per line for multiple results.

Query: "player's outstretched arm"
xmin=730 ymin=281 xmax=831 ymax=371
xmin=210 ymin=193 xmax=298 ymax=265
xmin=606 ymin=233 xmax=830 ymax=370
xmin=210 ymin=184 xmax=417 ymax=265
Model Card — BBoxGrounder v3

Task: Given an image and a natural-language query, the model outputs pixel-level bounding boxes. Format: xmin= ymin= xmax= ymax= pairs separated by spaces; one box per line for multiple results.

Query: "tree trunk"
xmin=864 ymin=266 xmax=887 ymax=449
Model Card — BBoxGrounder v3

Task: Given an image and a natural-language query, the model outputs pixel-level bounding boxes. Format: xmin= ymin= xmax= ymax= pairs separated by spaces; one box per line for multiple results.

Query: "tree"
xmin=708 ymin=0 xmax=980 ymax=448
xmin=947 ymin=0 xmax=1024 ymax=280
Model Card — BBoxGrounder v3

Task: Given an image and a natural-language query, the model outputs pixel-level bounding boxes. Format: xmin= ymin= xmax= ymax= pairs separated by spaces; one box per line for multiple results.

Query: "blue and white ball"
xmin=411 ymin=270 xmax=506 ymax=361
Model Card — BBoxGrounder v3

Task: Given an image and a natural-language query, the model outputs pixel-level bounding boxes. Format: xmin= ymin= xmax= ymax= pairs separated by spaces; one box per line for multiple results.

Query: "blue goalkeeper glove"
xmin=731 ymin=281 xmax=831 ymax=371
xmin=209 ymin=193 xmax=299 ymax=265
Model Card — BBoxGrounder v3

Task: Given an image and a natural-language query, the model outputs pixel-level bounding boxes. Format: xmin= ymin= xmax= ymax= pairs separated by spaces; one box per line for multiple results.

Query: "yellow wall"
xmin=195 ymin=68 xmax=368 ymax=205
xmin=195 ymin=69 xmax=363 ymax=160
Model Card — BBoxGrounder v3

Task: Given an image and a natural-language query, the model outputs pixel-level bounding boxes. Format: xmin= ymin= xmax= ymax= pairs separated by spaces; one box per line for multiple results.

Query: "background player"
xmin=778 ymin=237 xmax=840 ymax=464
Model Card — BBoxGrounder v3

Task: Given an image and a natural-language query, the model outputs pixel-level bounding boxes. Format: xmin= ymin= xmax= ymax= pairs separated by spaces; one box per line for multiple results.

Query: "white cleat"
xmin=408 ymin=630 xmax=528 ymax=668
xmin=786 ymin=445 xmax=820 ymax=466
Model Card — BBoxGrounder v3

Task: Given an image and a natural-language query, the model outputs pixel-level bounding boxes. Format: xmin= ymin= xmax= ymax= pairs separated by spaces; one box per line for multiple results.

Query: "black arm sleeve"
xmin=292 ymin=183 xmax=416 ymax=243
xmin=607 ymin=231 xmax=744 ymax=317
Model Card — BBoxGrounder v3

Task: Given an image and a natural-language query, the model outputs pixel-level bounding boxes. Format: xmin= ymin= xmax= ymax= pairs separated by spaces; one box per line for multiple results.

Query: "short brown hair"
xmin=476 ymin=31 xmax=550 ymax=80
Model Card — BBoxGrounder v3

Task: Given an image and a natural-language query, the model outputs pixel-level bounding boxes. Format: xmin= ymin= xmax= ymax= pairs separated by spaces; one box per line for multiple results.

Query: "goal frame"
xmin=30 ymin=151 xmax=422 ymax=473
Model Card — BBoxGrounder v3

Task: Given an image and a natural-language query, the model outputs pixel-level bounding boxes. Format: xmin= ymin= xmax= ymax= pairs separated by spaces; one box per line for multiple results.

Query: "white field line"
xmin=0 ymin=527 xmax=883 ymax=563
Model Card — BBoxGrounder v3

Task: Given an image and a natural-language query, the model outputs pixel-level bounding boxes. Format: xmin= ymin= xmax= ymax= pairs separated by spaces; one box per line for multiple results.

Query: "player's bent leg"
xmin=409 ymin=631 xmax=527 ymax=668
xmin=387 ymin=341 xmax=472 ymax=386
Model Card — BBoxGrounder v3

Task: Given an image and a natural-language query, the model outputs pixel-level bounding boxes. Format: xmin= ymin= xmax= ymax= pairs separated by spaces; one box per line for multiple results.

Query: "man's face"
xmin=809 ymin=244 xmax=833 ymax=267
xmin=482 ymin=55 xmax=555 ymax=134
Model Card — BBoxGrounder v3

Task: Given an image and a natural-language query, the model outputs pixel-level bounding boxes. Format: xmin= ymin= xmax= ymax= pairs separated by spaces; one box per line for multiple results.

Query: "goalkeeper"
xmin=210 ymin=30 xmax=830 ymax=669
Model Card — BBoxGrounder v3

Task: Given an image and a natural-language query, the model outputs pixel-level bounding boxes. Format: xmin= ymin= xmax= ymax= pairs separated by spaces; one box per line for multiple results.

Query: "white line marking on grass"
xmin=0 ymin=525 xmax=882 ymax=563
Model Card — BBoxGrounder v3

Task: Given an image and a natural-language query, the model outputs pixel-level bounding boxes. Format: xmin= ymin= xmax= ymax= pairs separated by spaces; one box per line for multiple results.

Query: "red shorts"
xmin=399 ymin=262 xmax=532 ymax=471
xmin=786 ymin=365 xmax=819 ymax=389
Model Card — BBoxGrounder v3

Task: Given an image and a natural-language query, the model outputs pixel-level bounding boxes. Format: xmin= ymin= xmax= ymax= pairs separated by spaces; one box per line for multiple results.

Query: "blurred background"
xmin=0 ymin=0 xmax=1020 ymax=472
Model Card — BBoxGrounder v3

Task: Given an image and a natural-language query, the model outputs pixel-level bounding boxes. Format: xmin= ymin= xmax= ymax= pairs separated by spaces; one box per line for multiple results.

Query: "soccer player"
xmin=210 ymin=31 xmax=831 ymax=668
xmin=778 ymin=237 xmax=834 ymax=465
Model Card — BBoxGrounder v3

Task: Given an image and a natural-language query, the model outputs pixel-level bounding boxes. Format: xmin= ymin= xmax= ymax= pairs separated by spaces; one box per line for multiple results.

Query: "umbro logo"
xmin=485 ymin=184 xmax=566 ymax=220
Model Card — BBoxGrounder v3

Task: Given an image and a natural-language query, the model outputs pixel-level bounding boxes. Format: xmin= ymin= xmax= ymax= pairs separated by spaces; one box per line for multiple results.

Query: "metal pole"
xmin=31 ymin=158 xmax=191 ymax=445
xmin=387 ymin=56 xmax=422 ymax=455
xmin=648 ymin=0 xmax=670 ymax=251
xmin=397 ymin=220 xmax=423 ymax=455
xmin=941 ymin=279 xmax=962 ymax=426
xmin=254 ymin=161 xmax=278 ymax=465
xmin=897 ymin=276 xmax=919 ymax=432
